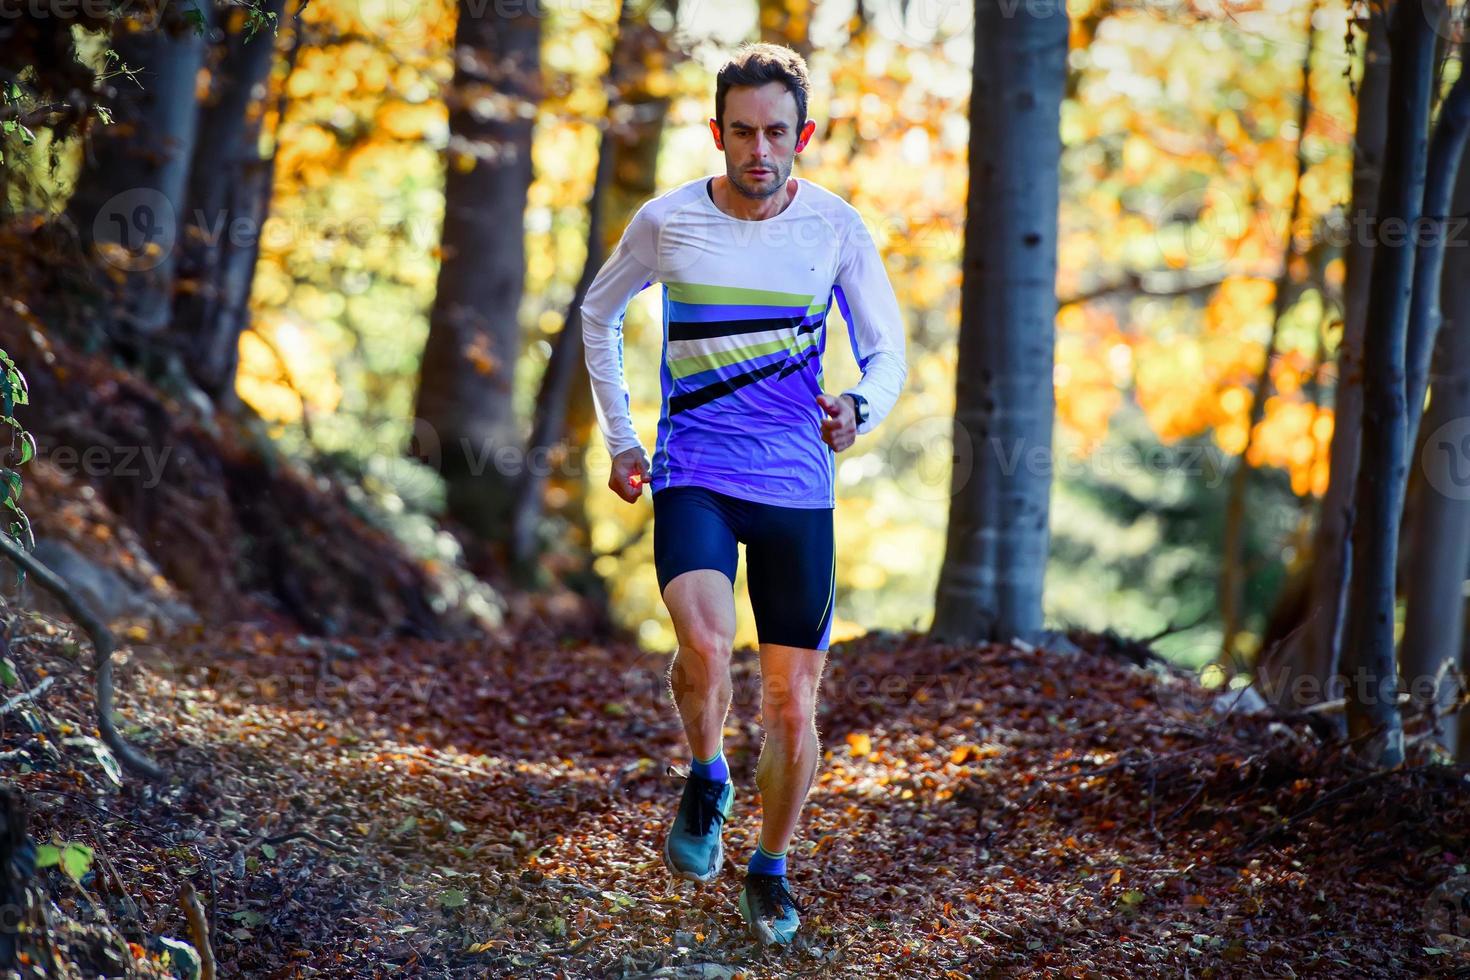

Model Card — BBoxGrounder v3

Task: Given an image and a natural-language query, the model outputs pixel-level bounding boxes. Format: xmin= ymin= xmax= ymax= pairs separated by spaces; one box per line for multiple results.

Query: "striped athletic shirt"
xmin=580 ymin=174 xmax=908 ymax=508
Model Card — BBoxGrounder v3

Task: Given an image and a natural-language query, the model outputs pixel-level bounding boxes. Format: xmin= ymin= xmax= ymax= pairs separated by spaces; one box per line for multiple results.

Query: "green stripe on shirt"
xmin=666 ymin=281 xmax=815 ymax=307
xmin=669 ymin=332 xmax=819 ymax=380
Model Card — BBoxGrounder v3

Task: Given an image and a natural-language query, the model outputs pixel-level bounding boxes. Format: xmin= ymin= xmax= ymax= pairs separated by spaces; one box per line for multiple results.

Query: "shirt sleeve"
xmin=580 ymin=203 xmax=660 ymax=458
xmin=833 ymin=206 xmax=908 ymax=435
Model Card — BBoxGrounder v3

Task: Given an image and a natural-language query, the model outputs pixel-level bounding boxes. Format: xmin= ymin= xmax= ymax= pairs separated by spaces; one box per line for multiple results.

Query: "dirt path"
xmin=8 ymin=620 xmax=1467 ymax=978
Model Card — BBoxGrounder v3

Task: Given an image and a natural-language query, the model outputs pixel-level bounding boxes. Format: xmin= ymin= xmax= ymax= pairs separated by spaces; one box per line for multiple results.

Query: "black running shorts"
xmin=652 ymin=484 xmax=836 ymax=651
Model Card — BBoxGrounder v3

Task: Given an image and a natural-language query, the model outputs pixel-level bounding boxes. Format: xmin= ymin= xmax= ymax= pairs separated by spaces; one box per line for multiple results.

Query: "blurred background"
xmin=2 ymin=0 xmax=1466 ymax=749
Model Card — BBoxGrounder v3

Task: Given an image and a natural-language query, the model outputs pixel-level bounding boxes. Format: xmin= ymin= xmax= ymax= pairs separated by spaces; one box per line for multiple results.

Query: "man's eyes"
xmin=735 ymin=129 xmax=786 ymax=136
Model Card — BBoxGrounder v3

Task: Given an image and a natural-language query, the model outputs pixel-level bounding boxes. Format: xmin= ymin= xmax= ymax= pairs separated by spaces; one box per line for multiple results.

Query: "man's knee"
xmin=668 ymin=629 xmax=732 ymax=700
xmin=677 ymin=627 xmax=733 ymax=668
xmin=762 ymin=686 xmax=818 ymax=740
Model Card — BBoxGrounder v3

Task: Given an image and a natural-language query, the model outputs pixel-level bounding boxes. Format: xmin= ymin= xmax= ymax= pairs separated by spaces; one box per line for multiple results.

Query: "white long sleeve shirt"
xmin=579 ymin=174 xmax=908 ymax=508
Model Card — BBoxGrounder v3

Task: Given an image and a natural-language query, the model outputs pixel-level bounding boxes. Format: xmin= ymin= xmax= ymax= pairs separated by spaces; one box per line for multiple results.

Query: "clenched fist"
xmin=609 ymin=446 xmax=651 ymax=503
xmin=817 ymin=393 xmax=857 ymax=453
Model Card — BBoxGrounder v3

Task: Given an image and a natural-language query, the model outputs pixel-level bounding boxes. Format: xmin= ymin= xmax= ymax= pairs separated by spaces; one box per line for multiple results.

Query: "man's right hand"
xmin=609 ymin=447 xmax=651 ymax=503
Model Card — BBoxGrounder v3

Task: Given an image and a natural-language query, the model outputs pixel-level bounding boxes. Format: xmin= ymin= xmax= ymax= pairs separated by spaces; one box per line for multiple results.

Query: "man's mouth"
xmin=748 ymin=168 xmax=771 ymax=178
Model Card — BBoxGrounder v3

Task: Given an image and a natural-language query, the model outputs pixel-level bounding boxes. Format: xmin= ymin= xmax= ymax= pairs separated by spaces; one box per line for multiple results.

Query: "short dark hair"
xmin=714 ymin=43 xmax=811 ymax=137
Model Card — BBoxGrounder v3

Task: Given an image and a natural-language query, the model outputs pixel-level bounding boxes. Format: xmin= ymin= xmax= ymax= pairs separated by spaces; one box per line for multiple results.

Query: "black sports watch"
xmin=843 ymin=392 xmax=869 ymax=427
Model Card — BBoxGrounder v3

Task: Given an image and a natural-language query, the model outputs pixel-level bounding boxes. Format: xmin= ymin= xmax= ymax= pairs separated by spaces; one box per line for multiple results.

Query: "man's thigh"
xmin=653 ymin=486 xmax=740 ymax=646
xmin=744 ymin=502 xmax=835 ymax=654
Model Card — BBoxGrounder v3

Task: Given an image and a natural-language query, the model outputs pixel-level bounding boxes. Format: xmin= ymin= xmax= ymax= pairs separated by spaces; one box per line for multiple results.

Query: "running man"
xmin=580 ymin=42 xmax=907 ymax=946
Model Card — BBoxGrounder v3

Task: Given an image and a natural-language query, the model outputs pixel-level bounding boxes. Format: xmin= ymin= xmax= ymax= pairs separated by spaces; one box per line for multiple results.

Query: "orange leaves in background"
xmin=1055 ymin=304 xmax=1126 ymax=453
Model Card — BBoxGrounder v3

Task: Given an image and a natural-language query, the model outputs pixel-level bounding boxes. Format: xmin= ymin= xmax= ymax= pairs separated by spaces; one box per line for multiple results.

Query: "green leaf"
xmin=35 ymin=844 xmax=60 ymax=869
xmin=1120 ymin=890 xmax=1145 ymax=906
xmin=260 ymin=843 xmax=276 ymax=859
xmin=0 ymin=469 xmax=21 ymax=507
xmin=7 ymin=368 xmax=26 ymax=406
xmin=59 ymin=842 xmax=94 ymax=881
xmin=183 ymin=4 xmax=207 ymax=35
xmin=439 ymin=889 xmax=468 ymax=908
xmin=0 ymin=658 xmax=16 ymax=687
xmin=158 ymin=937 xmax=202 ymax=980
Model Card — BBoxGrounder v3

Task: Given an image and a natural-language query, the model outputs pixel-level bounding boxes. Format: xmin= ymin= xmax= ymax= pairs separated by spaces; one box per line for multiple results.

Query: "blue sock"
xmin=747 ymin=843 xmax=788 ymax=877
xmin=690 ymin=747 xmax=729 ymax=783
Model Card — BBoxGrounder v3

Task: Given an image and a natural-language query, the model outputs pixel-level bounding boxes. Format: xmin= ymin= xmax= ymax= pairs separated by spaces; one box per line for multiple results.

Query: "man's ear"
xmin=795 ymin=118 xmax=816 ymax=153
xmin=708 ymin=118 xmax=723 ymax=150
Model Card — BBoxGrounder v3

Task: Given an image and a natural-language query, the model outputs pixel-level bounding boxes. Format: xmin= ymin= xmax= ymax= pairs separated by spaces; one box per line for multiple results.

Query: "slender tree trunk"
xmin=559 ymin=2 xmax=680 ymax=558
xmin=1400 ymin=111 xmax=1470 ymax=753
xmin=1340 ymin=0 xmax=1441 ymax=767
xmin=930 ymin=0 xmax=1066 ymax=644
xmin=173 ymin=0 xmax=290 ymax=405
xmin=510 ymin=140 xmax=613 ymax=582
xmin=63 ymin=4 xmax=214 ymax=361
xmin=413 ymin=2 xmax=540 ymax=543
xmin=1220 ymin=5 xmax=1318 ymax=672
xmin=1260 ymin=7 xmax=1391 ymax=711
xmin=1403 ymin=45 xmax=1470 ymax=457
xmin=1392 ymin=37 xmax=1470 ymax=622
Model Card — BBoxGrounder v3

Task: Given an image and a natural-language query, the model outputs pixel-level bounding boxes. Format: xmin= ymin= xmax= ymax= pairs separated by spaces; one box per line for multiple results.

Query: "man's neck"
xmin=710 ymin=175 xmax=795 ymax=221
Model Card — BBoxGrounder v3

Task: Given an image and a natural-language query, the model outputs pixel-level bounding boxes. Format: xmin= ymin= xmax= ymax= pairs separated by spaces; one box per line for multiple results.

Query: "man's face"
xmin=710 ymin=81 xmax=815 ymax=200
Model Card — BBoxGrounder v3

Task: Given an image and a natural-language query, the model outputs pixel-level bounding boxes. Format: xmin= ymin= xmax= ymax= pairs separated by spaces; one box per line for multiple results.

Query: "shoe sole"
xmin=738 ymin=887 xmax=798 ymax=946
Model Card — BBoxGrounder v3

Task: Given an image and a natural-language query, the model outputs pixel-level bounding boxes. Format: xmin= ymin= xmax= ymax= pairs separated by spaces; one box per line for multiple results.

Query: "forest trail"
xmin=8 ymin=616 xmax=1465 ymax=978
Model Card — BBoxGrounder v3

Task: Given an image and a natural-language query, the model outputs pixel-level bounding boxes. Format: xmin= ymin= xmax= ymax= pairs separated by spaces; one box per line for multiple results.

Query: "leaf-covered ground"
xmin=5 ymin=609 xmax=1470 ymax=978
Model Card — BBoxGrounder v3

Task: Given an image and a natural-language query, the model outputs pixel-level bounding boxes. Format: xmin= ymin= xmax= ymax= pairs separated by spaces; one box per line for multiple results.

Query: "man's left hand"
xmin=817 ymin=393 xmax=857 ymax=453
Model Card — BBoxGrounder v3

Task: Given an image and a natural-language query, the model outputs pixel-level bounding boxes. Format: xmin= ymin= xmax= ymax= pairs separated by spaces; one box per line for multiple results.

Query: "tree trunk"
xmin=1403 ymin=44 xmax=1470 ymax=458
xmin=930 ymin=0 xmax=1066 ymax=645
xmin=1219 ymin=5 xmax=1318 ymax=672
xmin=1260 ymin=7 xmax=1391 ymax=712
xmin=1400 ymin=113 xmax=1470 ymax=753
xmin=412 ymin=2 xmax=540 ymax=543
xmin=173 ymin=0 xmax=290 ymax=405
xmin=557 ymin=2 xmax=680 ymax=560
xmin=1340 ymin=0 xmax=1441 ymax=767
xmin=510 ymin=139 xmax=613 ymax=582
xmin=63 ymin=5 xmax=214 ymax=361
